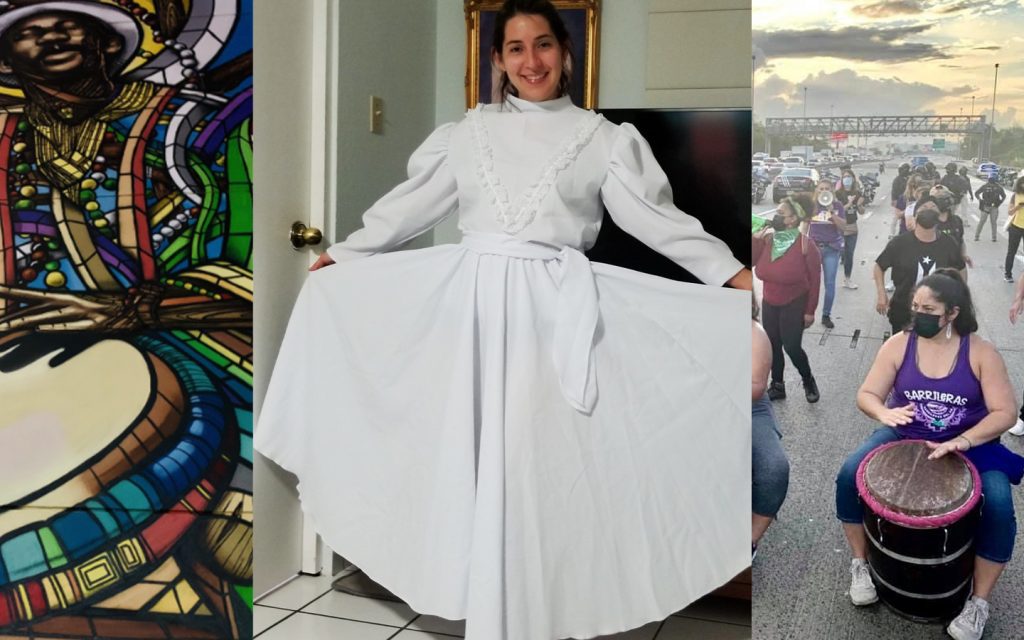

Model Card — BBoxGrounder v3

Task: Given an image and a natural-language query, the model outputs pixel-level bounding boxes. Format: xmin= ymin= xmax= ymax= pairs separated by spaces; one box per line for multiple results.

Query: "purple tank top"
xmin=889 ymin=333 xmax=987 ymax=440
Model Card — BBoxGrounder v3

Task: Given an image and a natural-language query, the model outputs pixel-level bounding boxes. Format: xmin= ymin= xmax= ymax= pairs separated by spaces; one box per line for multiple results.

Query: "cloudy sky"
xmin=753 ymin=0 xmax=1024 ymax=130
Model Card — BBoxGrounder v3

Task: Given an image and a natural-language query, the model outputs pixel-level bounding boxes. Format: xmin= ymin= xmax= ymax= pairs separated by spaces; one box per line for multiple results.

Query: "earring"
xmin=945 ymin=322 xmax=952 ymax=339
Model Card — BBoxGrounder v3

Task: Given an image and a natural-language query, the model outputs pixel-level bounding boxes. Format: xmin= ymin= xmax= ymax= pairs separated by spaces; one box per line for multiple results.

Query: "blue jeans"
xmin=819 ymin=244 xmax=840 ymax=317
xmin=753 ymin=395 xmax=789 ymax=517
xmin=836 ymin=427 xmax=1016 ymax=563
xmin=842 ymin=233 xmax=858 ymax=279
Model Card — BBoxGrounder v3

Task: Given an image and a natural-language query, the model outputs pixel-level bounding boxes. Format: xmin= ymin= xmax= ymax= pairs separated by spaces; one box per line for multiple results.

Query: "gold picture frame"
xmin=465 ymin=0 xmax=600 ymax=109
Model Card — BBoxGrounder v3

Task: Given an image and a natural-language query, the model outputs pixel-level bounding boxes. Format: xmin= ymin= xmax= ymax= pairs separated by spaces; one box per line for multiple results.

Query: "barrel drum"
xmin=855 ymin=439 xmax=982 ymax=622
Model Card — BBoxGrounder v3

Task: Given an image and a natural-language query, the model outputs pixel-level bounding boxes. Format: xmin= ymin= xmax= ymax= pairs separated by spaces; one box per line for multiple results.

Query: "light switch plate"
xmin=370 ymin=95 xmax=383 ymax=133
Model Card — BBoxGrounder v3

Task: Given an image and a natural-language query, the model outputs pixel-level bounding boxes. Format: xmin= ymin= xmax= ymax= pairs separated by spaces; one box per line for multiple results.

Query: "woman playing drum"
xmin=835 ymin=269 xmax=1022 ymax=640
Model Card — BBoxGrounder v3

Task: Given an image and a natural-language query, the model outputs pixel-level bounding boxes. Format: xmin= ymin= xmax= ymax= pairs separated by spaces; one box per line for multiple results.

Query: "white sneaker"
xmin=947 ymin=596 xmax=989 ymax=640
xmin=1009 ymin=418 xmax=1024 ymax=436
xmin=849 ymin=559 xmax=878 ymax=606
xmin=843 ymin=279 xmax=859 ymax=289
xmin=885 ymin=282 xmax=895 ymax=292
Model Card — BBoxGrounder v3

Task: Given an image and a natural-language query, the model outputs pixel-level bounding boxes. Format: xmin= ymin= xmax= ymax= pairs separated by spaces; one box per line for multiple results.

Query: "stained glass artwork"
xmin=0 ymin=1 xmax=253 ymax=637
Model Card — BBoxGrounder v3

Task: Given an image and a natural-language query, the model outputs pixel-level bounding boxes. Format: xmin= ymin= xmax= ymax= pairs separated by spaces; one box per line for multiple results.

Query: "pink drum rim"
xmin=855 ymin=439 xmax=982 ymax=528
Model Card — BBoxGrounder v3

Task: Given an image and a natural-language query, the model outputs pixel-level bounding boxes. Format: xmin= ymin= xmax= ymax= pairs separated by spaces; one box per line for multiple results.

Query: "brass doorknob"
xmin=290 ymin=221 xmax=323 ymax=249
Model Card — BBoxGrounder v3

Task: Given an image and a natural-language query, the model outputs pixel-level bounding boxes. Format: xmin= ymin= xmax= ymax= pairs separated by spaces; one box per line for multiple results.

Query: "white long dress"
xmin=255 ymin=95 xmax=751 ymax=640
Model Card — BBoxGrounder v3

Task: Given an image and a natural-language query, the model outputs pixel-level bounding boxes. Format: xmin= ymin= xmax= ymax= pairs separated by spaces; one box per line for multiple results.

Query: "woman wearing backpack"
xmin=974 ymin=176 xmax=1006 ymax=245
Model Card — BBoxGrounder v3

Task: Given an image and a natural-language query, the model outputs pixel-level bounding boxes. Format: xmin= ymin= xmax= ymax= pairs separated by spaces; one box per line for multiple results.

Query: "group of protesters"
xmin=751 ymin=158 xmax=1024 ymax=640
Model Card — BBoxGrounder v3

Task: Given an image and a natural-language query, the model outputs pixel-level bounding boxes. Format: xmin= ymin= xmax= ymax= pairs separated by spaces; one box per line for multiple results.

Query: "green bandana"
xmin=771 ymin=228 xmax=799 ymax=261
xmin=752 ymin=214 xmax=768 ymax=233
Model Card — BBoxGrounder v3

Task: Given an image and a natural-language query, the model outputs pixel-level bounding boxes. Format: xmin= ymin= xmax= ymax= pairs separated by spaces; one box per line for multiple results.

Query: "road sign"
xmin=933 ymin=138 xmax=945 ymax=150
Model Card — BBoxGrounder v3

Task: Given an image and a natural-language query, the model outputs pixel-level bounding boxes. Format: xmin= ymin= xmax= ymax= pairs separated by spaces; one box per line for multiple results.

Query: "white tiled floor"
xmin=254 ymin=574 xmax=751 ymax=639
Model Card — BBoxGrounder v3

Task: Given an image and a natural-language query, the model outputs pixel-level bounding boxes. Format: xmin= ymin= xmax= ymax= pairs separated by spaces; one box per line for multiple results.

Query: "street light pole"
xmin=803 ymin=86 xmax=807 ymax=119
xmin=988 ymin=63 xmax=999 ymax=160
xmin=970 ymin=95 xmax=977 ymax=160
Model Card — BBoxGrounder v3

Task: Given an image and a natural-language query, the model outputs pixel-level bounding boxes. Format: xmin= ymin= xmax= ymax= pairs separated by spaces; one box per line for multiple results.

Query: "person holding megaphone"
xmin=808 ymin=179 xmax=848 ymax=329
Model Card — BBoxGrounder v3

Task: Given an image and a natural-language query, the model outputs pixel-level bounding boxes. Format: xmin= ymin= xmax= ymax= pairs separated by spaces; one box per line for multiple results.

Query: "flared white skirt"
xmin=255 ymin=238 xmax=751 ymax=640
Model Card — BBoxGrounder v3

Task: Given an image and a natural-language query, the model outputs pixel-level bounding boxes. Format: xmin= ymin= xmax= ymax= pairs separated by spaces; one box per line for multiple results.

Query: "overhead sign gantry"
xmin=765 ymin=115 xmax=986 ymax=136
xmin=761 ymin=115 xmax=988 ymax=157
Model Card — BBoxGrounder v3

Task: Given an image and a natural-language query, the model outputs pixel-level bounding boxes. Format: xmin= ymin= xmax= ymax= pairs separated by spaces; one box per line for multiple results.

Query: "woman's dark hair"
xmin=1015 ymin=176 xmax=1024 ymax=194
xmin=491 ymin=0 xmax=574 ymax=102
xmin=780 ymin=193 xmax=813 ymax=221
xmin=914 ymin=268 xmax=978 ymax=334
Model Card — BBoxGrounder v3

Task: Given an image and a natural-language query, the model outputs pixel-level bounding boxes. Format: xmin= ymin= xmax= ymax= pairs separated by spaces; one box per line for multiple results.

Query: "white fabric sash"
xmin=460 ymin=231 xmax=599 ymax=414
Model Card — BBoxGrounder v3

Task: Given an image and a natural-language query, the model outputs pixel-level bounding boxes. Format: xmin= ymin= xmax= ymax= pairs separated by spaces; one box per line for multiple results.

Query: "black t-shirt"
xmin=876 ymin=233 xmax=966 ymax=325
xmin=939 ymin=173 xmax=965 ymax=201
xmin=835 ymin=188 xmax=861 ymax=223
xmin=937 ymin=214 xmax=965 ymax=247
xmin=891 ymin=174 xmax=909 ymax=201
xmin=959 ymin=175 xmax=972 ymax=200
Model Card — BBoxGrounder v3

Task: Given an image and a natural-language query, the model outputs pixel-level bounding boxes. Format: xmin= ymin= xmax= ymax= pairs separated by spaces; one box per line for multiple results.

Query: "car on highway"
xmin=977 ymin=162 xmax=999 ymax=179
xmin=911 ymin=155 xmax=929 ymax=168
xmin=772 ymin=167 xmax=820 ymax=203
xmin=764 ymin=157 xmax=785 ymax=176
xmin=781 ymin=156 xmax=805 ymax=168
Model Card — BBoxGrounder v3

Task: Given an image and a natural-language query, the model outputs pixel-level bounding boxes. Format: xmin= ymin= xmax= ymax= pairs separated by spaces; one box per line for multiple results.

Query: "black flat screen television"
xmin=586 ymin=109 xmax=752 ymax=284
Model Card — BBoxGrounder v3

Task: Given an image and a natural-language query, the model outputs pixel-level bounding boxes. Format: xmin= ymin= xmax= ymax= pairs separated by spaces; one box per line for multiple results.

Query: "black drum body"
xmin=862 ymin=501 xmax=980 ymax=621
xmin=856 ymin=440 xmax=982 ymax=622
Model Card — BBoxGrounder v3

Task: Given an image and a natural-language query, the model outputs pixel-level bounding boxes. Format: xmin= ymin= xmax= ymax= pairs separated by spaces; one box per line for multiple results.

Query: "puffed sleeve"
xmin=326 ymin=122 xmax=458 ymax=262
xmin=600 ymin=123 xmax=745 ymax=286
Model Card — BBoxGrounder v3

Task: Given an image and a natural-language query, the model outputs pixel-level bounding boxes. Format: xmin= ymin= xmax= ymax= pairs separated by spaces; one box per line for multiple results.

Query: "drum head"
xmin=0 ymin=338 xmax=151 ymax=508
xmin=863 ymin=440 xmax=974 ymax=518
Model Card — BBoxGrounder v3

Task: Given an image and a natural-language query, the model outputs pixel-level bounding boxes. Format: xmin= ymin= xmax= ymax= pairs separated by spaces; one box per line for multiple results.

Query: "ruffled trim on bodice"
xmin=468 ymin=104 xmax=604 ymax=234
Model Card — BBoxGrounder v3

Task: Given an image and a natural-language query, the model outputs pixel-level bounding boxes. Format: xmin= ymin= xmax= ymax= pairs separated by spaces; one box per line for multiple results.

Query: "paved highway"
xmin=752 ymin=159 xmax=1024 ymax=639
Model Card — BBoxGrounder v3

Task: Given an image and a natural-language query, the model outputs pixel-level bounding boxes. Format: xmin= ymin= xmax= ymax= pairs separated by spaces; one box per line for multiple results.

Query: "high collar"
xmin=505 ymin=94 xmax=574 ymax=112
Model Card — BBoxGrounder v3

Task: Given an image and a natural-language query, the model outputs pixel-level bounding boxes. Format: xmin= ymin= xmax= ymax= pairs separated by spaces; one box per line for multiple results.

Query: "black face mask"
xmin=916 ymin=210 xmax=939 ymax=229
xmin=771 ymin=214 xmax=788 ymax=231
xmin=912 ymin=312 xmax=943 ymax=338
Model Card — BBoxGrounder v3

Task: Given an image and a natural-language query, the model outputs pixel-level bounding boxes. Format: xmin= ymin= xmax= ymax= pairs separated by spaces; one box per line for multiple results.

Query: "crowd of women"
xmin=751 ymin=162 xmax=1024 ymax=640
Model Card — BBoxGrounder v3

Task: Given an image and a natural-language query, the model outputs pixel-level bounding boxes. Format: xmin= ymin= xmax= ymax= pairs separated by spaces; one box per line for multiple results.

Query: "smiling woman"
xmin=256 ymin=0 xmax=753 ymax=638
xmin=466 ymin=0 xmax=598 ymax=108
xmin=492 ymin=12 xmax=566 ymax=102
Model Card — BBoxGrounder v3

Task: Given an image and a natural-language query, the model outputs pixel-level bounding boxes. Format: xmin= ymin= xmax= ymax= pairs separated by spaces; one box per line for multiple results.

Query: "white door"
xmin=252 ymin=0 xmax=337 ymax=596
